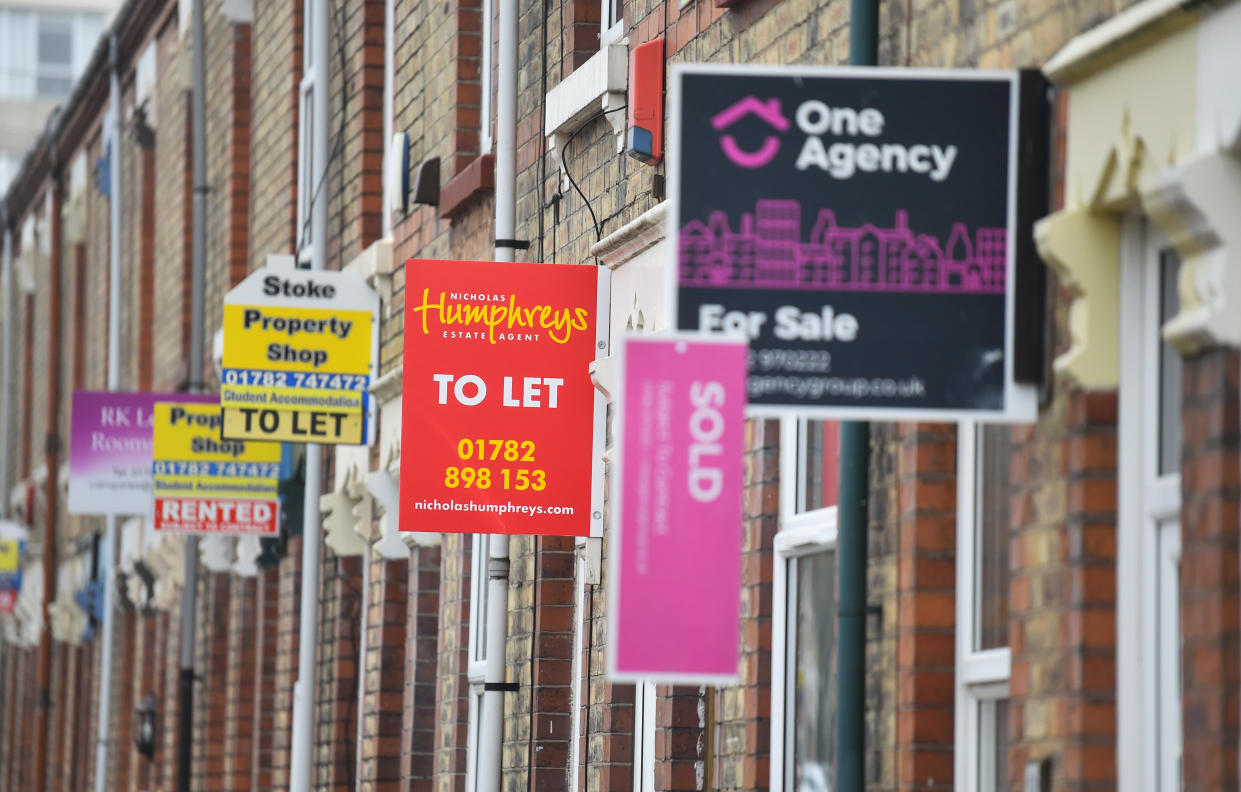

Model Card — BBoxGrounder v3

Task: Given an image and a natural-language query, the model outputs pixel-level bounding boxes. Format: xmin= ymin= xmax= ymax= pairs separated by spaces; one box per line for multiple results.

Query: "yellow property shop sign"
xmin=152 ymin=400 xmax=283 ymax=535
xmin=220 ymin=257 xmax=380 ymax=445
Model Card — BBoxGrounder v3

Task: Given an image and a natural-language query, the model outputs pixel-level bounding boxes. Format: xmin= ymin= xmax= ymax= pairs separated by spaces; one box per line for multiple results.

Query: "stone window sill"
xmin=439 ymin=154 xmax=494 ymax=219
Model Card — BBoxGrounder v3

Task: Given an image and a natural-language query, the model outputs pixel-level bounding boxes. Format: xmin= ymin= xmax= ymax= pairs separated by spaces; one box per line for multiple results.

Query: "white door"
xmin=1156 ymin=518 xmax=1182 ymax=792
xmin=1118 ymin=218 xmax=1183 ymax=792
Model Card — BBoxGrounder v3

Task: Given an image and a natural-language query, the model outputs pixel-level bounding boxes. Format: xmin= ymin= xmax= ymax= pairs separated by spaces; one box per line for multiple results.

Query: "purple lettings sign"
xmin=68 ymin=391 xmax=215 ymax=516
xmin=608 ymin=334 xmax=748 ymax=684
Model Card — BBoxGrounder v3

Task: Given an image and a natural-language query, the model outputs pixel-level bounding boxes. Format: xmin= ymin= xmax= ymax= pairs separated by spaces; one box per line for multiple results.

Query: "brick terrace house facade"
xmin=1 ymin=0 xmax=1240 ymax=790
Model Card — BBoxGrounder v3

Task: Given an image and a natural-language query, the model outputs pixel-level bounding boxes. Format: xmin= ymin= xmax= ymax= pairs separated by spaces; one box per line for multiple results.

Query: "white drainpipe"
xmin=476 ymin=0 xmax=518 ymax=784
xmin=289 ymin=0 xmax=331 ymax=787
xmin=93 ymin=32 xmax=123 ymax=792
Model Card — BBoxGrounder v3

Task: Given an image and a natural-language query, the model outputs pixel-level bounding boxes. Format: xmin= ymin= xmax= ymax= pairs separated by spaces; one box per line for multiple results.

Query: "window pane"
xmin=299 ymin=88 xmax=314 ymax=250
xmin=1158 ymin=249 xmax=1182 ymax=476
xmin=975 ymin=425 xmax=1011 ymax=651
xmin=480 ymin=0 xmax=493 ymax=153
xmin=4 ymin=11 xmax=36 ymax=97
xmin=978 ymin=699 xmax=1010 ymax=792
xmin=38 ymin=16 xmax=72 ymax=66
xmin=792 ymin=549 xmax=836 ymax=791
xmin=800 ymin=420 xmax=839 ymax=513
xmin=469 ymin=688 xmax=485 ymax=789
xmin=36 ymin=75 xmax=72 ymax=96
xmin=36 ymin=14 xmax=74 ymax=98
xmin=471 ymin=534 xmax=489 ymax=663
xmin=303 ymin=0 xmax=313 ymax=69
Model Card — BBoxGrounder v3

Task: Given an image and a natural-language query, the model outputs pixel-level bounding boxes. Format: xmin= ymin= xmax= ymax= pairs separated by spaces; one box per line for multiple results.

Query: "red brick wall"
xmin=131 ymin=614 xmax=159 ymax=792
xmin=1008 ymin=391 xmax=1119 ymax=791
xmin=251 ymin=567 xmax=281 ymax=790
xmin=200 ymin=5 xmax=254 ymax=379
xmin=6 ymin=649 xmax=31 ymax=789
xmin=314 ymin=554 xmax=364 ymax=789
xmin=53 ymin=641 xmax=79 ymax=792
xmin=161 ymin=603 xmax=184 ymax=792
xmin=328 ymin=0 xmax=385 ymax=268
xmin=713 ymin=419 xmax=779 ymax=791
xmin=561 ymin=0 xmax=598 ymax=74
xmin=450 ymin=0 xmax=483 ymax=177
xmin=179 ymin=90 xmax=195 ymax=382
xmin=138 ymin=146 xmax=156 ymax=390
xmin=1 ymin=646 xmax=14 ymax=789
xmin=580 ymin=618 xmax=634 ymax=792
xmin=249 ymin=0 xmax=301 ymax=270
xmin=503 ymin=535 xmax=577 ymax=791
xmin=227 ymin=23 xmax=252 ymax=287
xmin=895 ymin=423 xmax=956 ymax=792
xmin=1180 ymin=349 xmax=1240 ymax=792
xmin=20 ymin=292 xmax=32 ymax=479
xmin=224 ymin=577 xmax=258 ymax=791
xmin=359 ymin=555 xmax=408 ymax=790
xmin=83 ymin=640 xmax=101 ymax=792
xmin=113 ymin=609 xmax=136 ymax=792
xmin=272 ymin=536 xmax=304 ymax=790
xmin=71 ymin=243 xmax=88 ymax=389
xmin=148 ymin=612 xmax=170 ymax=792
xmin=532 ymin=538 xmax=577 ymax=789
xmin=656 ymin=686 xmax=708 ymax=791
xmin=433 ymin=534 xmax=471 ymax=792
xmin=401 ymin=544 xmax=441 ymax=792
xmin=195 ymin=573 xmax=232 ymax=791
xmin=51 ymin=642 xmax=70 ymax=792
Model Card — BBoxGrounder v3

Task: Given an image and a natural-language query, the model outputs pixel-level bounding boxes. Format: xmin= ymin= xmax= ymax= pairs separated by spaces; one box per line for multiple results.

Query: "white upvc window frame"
xmin=0 ymin=8 xmax=104 ymax=100
xmin=296 ymin=0 xmax=315 ymax=265
xmin=600 ymin=0 xmax=623 ymax=47
xmin=465 ymin=533 xmax=491 ymax=792
xmin=769 ymin=416 xmax=839 ymax=792
xmin=382 ymin=0 xmax=395 ymax=236
xmin=1117 ymin=216 xmax=1183 ymax=792
xmin=954 ymin=421 xmax=1012 ymax=792
xmin=479 ymin=0 xmax=495 ymax=155
xmin=631 ymin=679 xmax=656 ymax=791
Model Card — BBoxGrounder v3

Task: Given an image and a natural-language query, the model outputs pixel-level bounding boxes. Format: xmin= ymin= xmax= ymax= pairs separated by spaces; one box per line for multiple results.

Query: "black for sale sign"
xmin=668 ymin=65 xmax=1045 ymax=421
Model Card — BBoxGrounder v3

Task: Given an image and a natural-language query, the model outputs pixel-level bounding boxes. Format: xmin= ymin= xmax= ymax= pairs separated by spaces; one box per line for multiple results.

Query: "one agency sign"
xmin=221 ymin=260 xmax=380 ymax=445
xmin=401 ymin=259 xmax=608 ymax=537
xmin=68 ymin=390 xmax=215 ymax=515
xmin=669 ymin=65 xmax=1047 ymax=420
xmin=609 ymin=335 xmax=747 ymax=683
xmin=152 ymin=400 xmax=282 ymax=535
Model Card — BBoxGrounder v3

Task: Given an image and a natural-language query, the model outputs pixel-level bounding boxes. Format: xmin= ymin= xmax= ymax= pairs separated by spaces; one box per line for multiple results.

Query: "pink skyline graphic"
xmin=678 ymin=200 xmax=1007 ymax=293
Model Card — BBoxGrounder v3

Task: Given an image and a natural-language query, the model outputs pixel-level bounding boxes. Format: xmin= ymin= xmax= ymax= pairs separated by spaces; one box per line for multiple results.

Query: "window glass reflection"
xmin=793 ymin=549 xmax=836 ymax=792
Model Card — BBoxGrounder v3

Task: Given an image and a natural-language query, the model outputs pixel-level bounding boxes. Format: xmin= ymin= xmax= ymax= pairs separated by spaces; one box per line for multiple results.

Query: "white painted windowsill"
xmin=544 ymin=43 xmax=629 ymax=189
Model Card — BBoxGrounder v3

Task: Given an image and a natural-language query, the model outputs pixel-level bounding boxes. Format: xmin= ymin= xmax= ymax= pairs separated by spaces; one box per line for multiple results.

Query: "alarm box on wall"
xmin=626 ymin=38 xmax=664 ymax=164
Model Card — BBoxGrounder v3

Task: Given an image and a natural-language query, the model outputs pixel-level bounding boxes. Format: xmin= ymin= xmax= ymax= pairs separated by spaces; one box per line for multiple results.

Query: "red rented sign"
xmin=401 ymin=259 xmax=609 ymax=537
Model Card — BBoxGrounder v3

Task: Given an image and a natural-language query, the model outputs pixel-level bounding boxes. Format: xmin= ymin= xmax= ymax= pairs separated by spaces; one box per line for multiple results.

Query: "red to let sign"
xmin=400 ymin=259 xmax=609 ymax=537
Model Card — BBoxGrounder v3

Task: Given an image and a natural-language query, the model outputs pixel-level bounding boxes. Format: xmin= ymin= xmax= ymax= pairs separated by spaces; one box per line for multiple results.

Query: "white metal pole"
xmin=476 ymin=0 xmax=517 ymax=785
xmin=92 ymin=32 xmax=124 ymax=792
xmin=290 ymin=0 xmax=330 ymax=787
xmin=176 ymin=0 xmax=210 ymax=785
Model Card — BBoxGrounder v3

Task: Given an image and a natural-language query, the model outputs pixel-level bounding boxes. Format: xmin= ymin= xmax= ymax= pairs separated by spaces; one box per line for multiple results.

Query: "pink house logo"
xmin=710 ymin=97 xmax=789 ymax=169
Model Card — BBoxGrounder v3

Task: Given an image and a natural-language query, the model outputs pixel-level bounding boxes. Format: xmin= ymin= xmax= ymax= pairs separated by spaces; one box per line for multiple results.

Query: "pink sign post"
xmin=608 ymin=333 xmax=748 ymax=683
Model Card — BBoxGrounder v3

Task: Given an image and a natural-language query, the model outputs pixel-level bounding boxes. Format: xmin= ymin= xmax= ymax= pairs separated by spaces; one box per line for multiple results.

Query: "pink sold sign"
xmin=608 ymin=334 xmax=748 ymax=683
